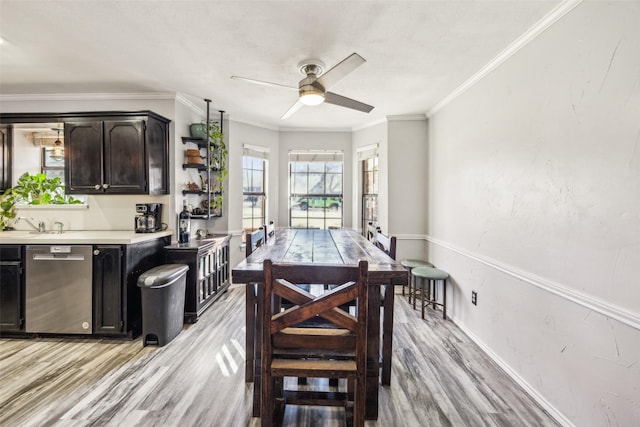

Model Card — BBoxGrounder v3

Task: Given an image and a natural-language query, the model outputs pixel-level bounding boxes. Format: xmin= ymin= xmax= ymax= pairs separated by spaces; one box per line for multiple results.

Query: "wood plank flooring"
xmin=0 ymin=285 xmax=559 ymax=426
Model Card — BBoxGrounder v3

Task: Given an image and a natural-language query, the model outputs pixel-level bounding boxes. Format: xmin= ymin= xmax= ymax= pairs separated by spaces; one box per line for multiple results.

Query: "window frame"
xmin=288 ymin=151 xmax=344 ymax=230
xmin=242 ymin=155 xmax=267 ymax=240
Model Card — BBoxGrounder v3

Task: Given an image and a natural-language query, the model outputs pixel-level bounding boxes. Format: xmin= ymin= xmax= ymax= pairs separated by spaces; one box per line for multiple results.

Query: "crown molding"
xmin=351 ymin=116 xmax=388 ymax=132
xmin=386 ymin=114 xmax=427 ymax=122
xmin=0 ymin=92 xmax=179 ymax=102
xmin=426 ymin=0 xmax=583 ymax=117
xmin=279 ymin=126 xmax=352 ymax=133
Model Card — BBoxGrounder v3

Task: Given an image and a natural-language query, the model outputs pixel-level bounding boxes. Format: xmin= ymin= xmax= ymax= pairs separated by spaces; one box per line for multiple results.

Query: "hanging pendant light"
xmin=51 ymin=127 xmax=63 ymax=160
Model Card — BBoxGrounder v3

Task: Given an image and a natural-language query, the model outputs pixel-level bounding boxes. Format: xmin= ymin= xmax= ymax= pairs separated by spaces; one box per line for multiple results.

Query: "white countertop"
xmin=0 ymin=230 xmax=174 ymax=245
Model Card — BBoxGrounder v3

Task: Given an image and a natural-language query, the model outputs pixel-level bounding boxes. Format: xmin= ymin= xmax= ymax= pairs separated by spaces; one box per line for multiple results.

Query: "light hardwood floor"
xmin=0 ymin=285 xmax=559 ymax=426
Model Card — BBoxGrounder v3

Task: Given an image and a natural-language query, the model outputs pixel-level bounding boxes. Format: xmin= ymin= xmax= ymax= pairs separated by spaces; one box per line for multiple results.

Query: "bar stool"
xmin=411 ymin=266 xmax=449 ymax=320
xmin=400 ymin=259 xmax=433 ymax=303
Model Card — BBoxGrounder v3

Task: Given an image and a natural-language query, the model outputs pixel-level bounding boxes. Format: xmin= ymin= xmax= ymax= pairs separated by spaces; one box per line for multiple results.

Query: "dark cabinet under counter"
xmin=0 ymin=245 xmax=24 ymax=333
xmin=165 ymin=235 xmax=230 ymax=323
xmin=93 ymin=236 xmax=172 ymax=337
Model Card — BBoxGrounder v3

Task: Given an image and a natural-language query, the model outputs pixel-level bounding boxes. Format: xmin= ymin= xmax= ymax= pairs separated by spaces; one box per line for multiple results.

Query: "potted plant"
xmin=0 ymin=172 xmax=83 ymax=230
xmin=206 ymin=120 xmax=227 ymax=213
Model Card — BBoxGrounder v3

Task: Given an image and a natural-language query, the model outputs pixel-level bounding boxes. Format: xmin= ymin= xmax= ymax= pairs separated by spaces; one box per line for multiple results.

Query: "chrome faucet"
xmin=16 ymin=217 xmax=46 ymax=233
xmin=54 ymin=221 xmax=64 ymax=234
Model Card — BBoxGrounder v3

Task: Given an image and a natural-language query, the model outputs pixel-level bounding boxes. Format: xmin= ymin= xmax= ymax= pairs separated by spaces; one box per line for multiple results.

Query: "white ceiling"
xmin=0 ymin=0 xmax=561 ymax=130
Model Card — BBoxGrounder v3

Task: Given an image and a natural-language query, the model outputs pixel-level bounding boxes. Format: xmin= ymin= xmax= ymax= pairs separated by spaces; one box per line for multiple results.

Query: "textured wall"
xmin=427 ymin=2 xmax=640 ymax=425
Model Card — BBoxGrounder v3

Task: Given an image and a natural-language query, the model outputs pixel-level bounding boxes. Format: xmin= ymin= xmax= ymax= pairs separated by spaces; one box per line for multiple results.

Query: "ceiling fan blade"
xmin=315 ymin=53 xmax=366 ymax=90
xmin=231 ymin=76 xmax=297 ymax=91
xmin=324 ymin=92 xmax=374 ymax=113
xmin=281 ymin=100 xmax=304 ymax=120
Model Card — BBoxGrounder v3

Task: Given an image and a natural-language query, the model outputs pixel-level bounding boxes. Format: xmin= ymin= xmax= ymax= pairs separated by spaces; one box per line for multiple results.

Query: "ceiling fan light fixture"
xmin=299 ymin=85 xmax=325 ymax=106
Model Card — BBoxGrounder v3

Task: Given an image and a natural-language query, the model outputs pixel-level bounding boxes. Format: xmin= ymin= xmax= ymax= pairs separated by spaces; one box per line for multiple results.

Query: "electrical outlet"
xmin=471 ymin=291 xmax=478 ymax=305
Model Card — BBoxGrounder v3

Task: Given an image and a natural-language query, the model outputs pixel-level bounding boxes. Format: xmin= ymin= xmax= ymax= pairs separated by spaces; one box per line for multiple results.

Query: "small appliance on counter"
xmin=135 ymin=203 xmax=163 ymax=233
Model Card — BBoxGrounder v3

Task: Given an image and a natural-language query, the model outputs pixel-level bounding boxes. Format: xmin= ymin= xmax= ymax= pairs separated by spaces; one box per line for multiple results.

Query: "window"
xmin=242 ymin=156 xmax=266 ymax=239
xmin=362 ymin=156 xmax=378 ymax=235
xmin=42 ymin=147 xmax=65 ymax=180
xmin=289 ymin=151 xmax=343 ymax=229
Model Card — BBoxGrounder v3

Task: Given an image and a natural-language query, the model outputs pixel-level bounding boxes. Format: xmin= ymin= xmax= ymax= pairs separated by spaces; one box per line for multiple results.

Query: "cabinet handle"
xmin=94 ymin=184 xmax=101 ymax=190
xmin=93 ymin=249 xmax=101 ymax=256
xmin=102 ymin=183 xmax=110 ymax=189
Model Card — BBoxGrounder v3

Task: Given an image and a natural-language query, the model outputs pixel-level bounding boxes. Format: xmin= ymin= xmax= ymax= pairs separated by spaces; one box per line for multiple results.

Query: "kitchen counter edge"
xmin=0 ymin=230 xmax=174 ymax=245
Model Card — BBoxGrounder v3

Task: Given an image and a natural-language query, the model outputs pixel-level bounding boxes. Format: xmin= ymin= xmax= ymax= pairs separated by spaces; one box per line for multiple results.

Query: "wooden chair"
xmin=373 ymin=231 xmax=396 ymax=260
xmin=261 ymin=259 xmax=369 ymax=427
xmin=264 ymin=221 xmax=276 ymax=240
xmin=366 ymin=221 xmax=380 ymax=243
xmin=371 ymin=230 xmax=397 ymax=386
xmin=246 ymin=227 xmax=265 ymax=258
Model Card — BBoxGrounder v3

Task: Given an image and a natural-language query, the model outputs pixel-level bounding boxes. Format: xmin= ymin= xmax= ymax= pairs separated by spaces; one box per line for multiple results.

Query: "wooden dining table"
xmin=232 ymin=228 xmax=408 ymax=420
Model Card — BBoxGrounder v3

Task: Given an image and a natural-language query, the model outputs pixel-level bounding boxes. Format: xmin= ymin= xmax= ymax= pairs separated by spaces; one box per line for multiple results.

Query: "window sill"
xmin=16 ymin=204 xmax=89 ymax=211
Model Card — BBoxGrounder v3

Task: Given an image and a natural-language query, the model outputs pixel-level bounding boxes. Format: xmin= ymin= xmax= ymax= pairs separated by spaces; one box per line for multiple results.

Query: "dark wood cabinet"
xmin=64 ymin=111 xmax=169 ymax=195
xmin=0 ymin=126 xmax=12 ymax=193
xmin=91 ymin=236 xmax=171 ymax=337
xmin=165 ymin=235 xmax=230 ymax=323
xmin=0 ymin=245 xmax=24 ymax=332
xmin=93 ymin=245 xmax=123 ymax=335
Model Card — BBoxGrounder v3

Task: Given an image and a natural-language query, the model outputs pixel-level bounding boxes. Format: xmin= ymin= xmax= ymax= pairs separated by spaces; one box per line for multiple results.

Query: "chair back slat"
xmin=264 ymin=221 xmax=276 ymax=240
xmin=366 ymin=222 xmax=380 ymax=243
xmin=374 ymin=231 xmax=397 ymax=260
xmin=246 ymin=227 xmax=265 ymax=258
xmin=263 ymin=259 xmax=368 ymax=354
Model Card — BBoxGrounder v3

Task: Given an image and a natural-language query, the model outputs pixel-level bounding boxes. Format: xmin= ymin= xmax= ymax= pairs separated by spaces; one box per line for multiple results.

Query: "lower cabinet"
xmin=0 ymin=245 xmax=24 ymax=332
xmin=165 ymin=235 xmax=231 ymax=323
xmin=1 ymin=236 xmax=170 ymax=338
xmin=92 ymin=236 xmax=171 ymax=337
xmin=93 ymin=245 xmax=123 ymax=334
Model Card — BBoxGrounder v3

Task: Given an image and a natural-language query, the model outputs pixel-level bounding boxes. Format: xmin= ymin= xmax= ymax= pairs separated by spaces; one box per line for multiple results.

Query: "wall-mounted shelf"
xmin=181 ymin=99 xmax=225 ymax=220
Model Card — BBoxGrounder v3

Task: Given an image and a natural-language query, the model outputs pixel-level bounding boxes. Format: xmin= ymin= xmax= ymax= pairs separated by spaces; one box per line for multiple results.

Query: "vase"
xmin=190 ymin=123 xmax=207 ymax=138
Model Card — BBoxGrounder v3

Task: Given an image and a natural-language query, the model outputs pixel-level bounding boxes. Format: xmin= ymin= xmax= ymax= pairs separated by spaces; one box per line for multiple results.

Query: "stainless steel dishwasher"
xmin=25 ymin=245 xmax=93 ymax=334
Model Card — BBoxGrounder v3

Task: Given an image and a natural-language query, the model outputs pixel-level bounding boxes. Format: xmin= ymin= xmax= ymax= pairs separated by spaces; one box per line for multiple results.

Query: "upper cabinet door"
xmin=0 ymin=126 xmax=11 ymax=193
xmin=65 ymin=121 xmax=104 ymax=193
xmin=104 ymin=120 xmax=146 ymax=194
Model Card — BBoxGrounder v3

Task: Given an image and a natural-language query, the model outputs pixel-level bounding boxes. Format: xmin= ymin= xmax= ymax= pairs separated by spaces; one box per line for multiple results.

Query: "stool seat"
xmin=411 ymin=266 xmax=449 ymax=281
xmin=400 ymin=259 xmax=433 ymax=269
xmin=410 ymin=266 xmax=450 ymax=319
xmin=400 ymin=259 xmax=435 ymax=303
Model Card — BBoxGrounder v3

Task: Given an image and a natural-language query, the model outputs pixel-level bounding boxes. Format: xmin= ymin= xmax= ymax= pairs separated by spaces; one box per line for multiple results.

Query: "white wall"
xmin=387 ymin=117 xmax=428 ymax=262
xmin=227 ymin=120 xmax=280 ymax=269
xmin=427 ymin=2 xmax=640 ymax=426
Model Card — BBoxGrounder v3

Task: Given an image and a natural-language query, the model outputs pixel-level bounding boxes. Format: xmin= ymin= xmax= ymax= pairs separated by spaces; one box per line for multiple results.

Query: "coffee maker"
xmin=135 ymin=203 xmax=162 ymax=233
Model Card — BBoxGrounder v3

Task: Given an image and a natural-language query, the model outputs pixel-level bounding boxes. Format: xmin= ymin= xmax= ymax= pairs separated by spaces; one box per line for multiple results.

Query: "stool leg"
xmin=432 ymin=279 xmax=437 ymax=311
xmin=442 ymin=279 xmax=447 ymax=320
xmin=407 ymin=268 xmax=413 ymax=305
xmin=413 ymin=276 xmax=418 ymax=310
xmin=421 ymin=279 xmax=426 ymax=319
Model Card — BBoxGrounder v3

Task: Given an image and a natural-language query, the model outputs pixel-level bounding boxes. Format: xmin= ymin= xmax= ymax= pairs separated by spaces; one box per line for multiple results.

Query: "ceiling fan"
xmin=231 ymin=52 xmax=374 ymax=119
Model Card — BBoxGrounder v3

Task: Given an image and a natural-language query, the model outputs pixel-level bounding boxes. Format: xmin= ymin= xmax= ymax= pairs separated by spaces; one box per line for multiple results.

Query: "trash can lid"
xmin=137 ymin=264 xmax=189 ymax=288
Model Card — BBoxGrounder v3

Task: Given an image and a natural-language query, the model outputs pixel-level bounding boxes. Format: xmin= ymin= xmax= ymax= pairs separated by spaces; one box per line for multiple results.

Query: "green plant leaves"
xmin=0 ymin=172 xmax=82 ymax=229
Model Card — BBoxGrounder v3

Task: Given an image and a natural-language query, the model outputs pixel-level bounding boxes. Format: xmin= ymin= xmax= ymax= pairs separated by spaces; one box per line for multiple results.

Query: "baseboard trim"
xmin=451 ymin=316 xmax=574 ymax=427
xmin=426 ymin=235 xmax=640 ymax=331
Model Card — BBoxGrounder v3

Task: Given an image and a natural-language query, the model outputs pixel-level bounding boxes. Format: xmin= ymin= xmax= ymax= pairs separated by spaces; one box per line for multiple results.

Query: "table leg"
xmin=382 ymin=283 xmax=394 ymax=386
xmin=253 ymin=283 xmax=264 ymax=417
xmin=366 ymin=286 xmax=381 ymax=420
xmin=245 ymin=283 xmax=255 ymax=383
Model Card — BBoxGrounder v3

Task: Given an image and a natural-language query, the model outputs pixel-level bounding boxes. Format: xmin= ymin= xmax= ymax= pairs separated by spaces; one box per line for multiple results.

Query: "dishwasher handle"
xmin=32 ymin=254 xmax=86 ymax=261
